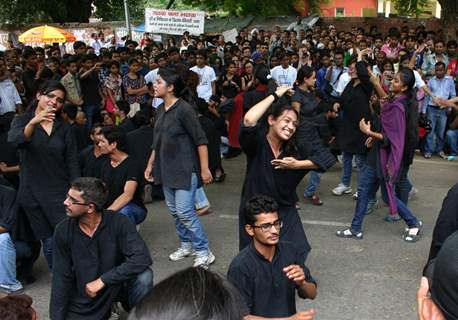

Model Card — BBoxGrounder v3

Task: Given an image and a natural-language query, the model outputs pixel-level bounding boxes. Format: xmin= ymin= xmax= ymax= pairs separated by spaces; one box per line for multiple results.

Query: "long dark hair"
xmin=26 ymin=80 xmax=67 ymax=112
xmin=158 ymin=67 xmax=195 ymax=105
xmin=296 ymin=65 xmax=314 ymax=85
xmin=397 ymin=67 xmax=419 ymax=161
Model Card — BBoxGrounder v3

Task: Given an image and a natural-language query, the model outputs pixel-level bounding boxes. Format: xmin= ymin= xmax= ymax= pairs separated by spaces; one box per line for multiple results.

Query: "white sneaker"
xmin=332 ymin=183 xmax=352 ymax=196
xmin=408 ymin=187 xmax=418 ymax=200
xmin=169 ymin=247 xmax=194 ymax=261
xmin=193 ymin=250 xmax=216 ymax=269
xmin=352 ymin=191 xmax=358 ymax=200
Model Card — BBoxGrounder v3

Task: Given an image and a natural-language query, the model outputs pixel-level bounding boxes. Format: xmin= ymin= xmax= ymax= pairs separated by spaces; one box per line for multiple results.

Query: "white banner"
xmin=222 ymin=28 xmax=238 ymax=43
xmin=145 ymin=8 xmax=205 ymax=35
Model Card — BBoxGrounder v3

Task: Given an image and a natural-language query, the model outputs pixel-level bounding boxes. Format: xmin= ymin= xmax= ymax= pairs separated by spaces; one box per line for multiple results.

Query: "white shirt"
xmin=413 ymin=69 xmax=426 ymax=89
xmin=145 ymin=68 xmax=159 ymax=85
xmin=0 ymin=79 xmax=21 ymax=115
xmin=90 ymin=39 xmax=102 ymax=55
xmin=144 ymin=68 xmax=163 ymax=109
xmin=190 ymin=65 xmax=216 ymax=102
xmin=270 ymin=65 xmax=297 ymax=87
xmin=335 ymin=72 xmax=351 ymax=96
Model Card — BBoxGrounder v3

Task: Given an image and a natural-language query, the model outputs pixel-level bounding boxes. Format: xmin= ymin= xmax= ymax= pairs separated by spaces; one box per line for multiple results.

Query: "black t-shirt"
xmin=80 ymin=72 xmax=101 ymax=105
xmin=291 ymin=87 xmax=319 ymax=117
xmin=227 ymin=241 xmax=316 ymax=318
xmin=70 ymin=123 xmax=90 ymax=152
xmin=79 ymin=146 xmax=109 ymax=178
xmin=100 ymin=156 xmax=144 ymax=209
xmin=127 ymin=126 xmax=154 ymax=184
xmin=219 ymin=74 xmax=241 ymax=98
xmin=0 ymin=132 xmax=19 ymax=188
xmin=118 ymin=117 xmax=136 ymax=134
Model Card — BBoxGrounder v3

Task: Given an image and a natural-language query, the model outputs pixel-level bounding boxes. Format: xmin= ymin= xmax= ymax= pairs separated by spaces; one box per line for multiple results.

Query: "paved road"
xmin=25 ymin=155 xmax=458 ymax=320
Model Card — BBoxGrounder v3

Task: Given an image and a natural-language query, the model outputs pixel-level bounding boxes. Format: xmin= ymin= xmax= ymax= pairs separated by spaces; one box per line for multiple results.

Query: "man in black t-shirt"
xmin=79 ymin=53 xmax=103 ymax=131
xmin=227 ymin=195 xmax=317 ymax=320
xmin=79 ymin=124 xmax=108 ymax=178
xmin=98 ymin=126 xmax=146 ymax=225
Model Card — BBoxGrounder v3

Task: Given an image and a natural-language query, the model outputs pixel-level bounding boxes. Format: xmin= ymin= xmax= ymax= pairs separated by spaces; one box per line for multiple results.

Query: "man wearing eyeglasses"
xmin=227 ymin=195 xmax=317 ymax=320
xmin=50 ymin=177 xmax=153 ymax=320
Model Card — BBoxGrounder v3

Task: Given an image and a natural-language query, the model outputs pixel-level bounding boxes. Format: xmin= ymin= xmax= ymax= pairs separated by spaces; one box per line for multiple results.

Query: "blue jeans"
xmin=380 ymin=165 xmax=412 ymax=206
xmin=162 ymin=173 xmax=210 ymax=253
xmin=304 ymin=170 xmax=322 ymax=197
xmin=195 ymin=187 xmax=210 ymax=210
xmin=351 ymin=166 xmax=419 ymax=232
xmin=447 ymin=129 xmax=458 ymax=155
xmin=220 ymin=136 xmax=229 ymax=156
xmin=120 ymin=268 xmax=154 ymax=310
xmin=0 ymin=233 xmax=22 ymax=290
xmin=425 ymin=107 xmax=448 ymax=154
xmin=351 ymin=166 xmax=379 ymax=232
xmin=83 ymin=104 xmax=100 ymax=131
xmin=42 ymin=237 xmax=53 ymax=271
xmin=119 ymin=203 xmax=147 ymax=225
xmin=341 ymin=152 xmax=367 ymax=187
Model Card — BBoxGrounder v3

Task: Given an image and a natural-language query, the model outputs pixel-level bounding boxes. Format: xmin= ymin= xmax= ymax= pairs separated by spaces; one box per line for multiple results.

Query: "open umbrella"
xmin=19 ymin=25 xmax=76 ymax=44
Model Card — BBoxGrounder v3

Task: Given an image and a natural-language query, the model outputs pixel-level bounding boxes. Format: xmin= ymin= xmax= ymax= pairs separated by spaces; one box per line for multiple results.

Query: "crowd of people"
xmin=0 ymin=19 xmax=457 ymax=319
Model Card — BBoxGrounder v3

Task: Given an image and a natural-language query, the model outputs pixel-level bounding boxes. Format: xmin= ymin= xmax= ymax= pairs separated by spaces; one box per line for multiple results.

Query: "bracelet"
xmin=271 ymin=92 xmax=279 ymax=103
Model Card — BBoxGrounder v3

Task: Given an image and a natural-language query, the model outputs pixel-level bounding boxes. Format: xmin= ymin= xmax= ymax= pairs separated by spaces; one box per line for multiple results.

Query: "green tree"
xmin=393 ymin=0 xmax=458 ymax=38
xmin=393 ymin=0 xmax=429 ymax=17
xmin=0 ymin=0 xmax=143 ymax=24
xmin=436 ymin=0 xmax=458 ymax=39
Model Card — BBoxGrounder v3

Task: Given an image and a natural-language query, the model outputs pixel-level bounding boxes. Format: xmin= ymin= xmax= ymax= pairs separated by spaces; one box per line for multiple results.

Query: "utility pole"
xmin=123 ymin=0 xmax=132 ymax=39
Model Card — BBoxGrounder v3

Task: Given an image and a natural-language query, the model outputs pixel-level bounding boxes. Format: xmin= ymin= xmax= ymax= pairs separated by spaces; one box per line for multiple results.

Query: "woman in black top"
xmin=291 ymin=66 xmax=337 ymax=205
xmin=239 ymin=85 xmax=319 ymax=262
xmin=144 ymin=68 xmax=215 ymax=269
xmin=241 ymin=61 xmax=255 ymax=92
xmin=8 ymin=81 xmax=79 ymax=269
xmin=219 ymin=61 xmax=241 ymax=99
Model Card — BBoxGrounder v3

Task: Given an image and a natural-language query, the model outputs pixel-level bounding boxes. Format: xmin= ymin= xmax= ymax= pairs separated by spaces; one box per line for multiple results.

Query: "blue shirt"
xmin=315 ymin=67 xmax=327 ymax=93
xmin=0 ymin=79 xmax=22 ymax=115
xmin=421 ymin=53 xmax=449 ymax=79
xmin=423 ymin=75 xmax=456 ymax=113
xmin=329 ymin=66 xmax=348 ymax=96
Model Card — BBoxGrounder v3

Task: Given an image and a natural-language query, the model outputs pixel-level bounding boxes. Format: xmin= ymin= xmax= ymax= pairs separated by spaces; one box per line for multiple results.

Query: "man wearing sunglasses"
xmin=228 ymin=195 xmax=317 ymax=320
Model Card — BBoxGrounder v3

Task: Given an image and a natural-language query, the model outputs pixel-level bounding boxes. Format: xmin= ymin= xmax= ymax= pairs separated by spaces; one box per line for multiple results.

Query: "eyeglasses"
xmin=66 ymin=194 xmax=90 ymax=206
xmin=252 ymin=219 xmax=283 ymax=233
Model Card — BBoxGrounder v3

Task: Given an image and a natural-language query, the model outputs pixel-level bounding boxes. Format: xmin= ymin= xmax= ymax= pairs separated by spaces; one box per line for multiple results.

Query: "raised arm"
xmin=243 ymin=86 xmax=293 ymax=127
xmin=368 ymin=69 xmax=388 ymax=101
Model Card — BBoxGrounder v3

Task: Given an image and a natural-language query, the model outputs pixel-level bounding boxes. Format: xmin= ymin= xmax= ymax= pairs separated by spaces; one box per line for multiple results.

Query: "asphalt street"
xmin=24 ymin=154 xmax=458 ymax=320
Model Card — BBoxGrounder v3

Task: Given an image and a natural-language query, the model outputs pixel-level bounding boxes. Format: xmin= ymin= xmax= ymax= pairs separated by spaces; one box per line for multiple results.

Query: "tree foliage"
xmin=392 ymin=0 xmax=430 ymax=17
xmin=0 ymin=0 xmax=144 ymax=24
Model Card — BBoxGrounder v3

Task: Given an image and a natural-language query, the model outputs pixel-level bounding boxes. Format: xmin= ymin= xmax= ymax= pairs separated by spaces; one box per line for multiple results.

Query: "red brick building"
xmin=295 ymin=0 xmax=378 ymax=17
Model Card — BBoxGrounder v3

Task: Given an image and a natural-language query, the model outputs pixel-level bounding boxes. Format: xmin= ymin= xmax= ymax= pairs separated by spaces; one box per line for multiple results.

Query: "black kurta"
xmin=228 ymin=241 xmax=316 ymax=318
xmin=198 ymin=115 xmax=222 ymax=172
xmin=238 ymin=124 xmax=311 ymax=261
xmin=50 ymin=211 xmax=152 ymax=320
xmin=335 ymin=70 xmax=373 ymax=154
xmin=126 ymin=126 xmax=154 ymax=181
xmin=426 ymin=183 xmax=458 ymax=264
xmin=152 ymin=98 xmax=208 ymax=189
xmin=8 ymin=113 xmax=80 ymax=239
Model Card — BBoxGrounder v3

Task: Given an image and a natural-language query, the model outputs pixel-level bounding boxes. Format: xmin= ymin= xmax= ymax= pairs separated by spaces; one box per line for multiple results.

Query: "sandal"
xmin=403 ymin=221 xmax=423 ymax=242
xmin=336 ymin=228 xmax=363 ymax=239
